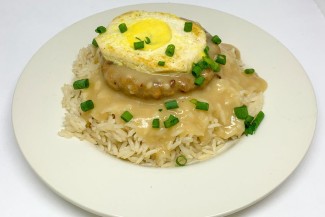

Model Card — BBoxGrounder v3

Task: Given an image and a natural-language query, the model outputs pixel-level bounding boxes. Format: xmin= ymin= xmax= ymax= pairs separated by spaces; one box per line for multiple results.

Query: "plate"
xmin=12 ymin=3 xmax=317 ymax=217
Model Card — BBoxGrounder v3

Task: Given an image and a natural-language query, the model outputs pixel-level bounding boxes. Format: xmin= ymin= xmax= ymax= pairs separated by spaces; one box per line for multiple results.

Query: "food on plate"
xmin=59 ymin=11 xmax=267 ymax=167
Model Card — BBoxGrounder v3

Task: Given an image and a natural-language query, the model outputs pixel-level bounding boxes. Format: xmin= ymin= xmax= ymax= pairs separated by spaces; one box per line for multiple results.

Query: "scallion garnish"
xmin=95 ymin=26 xmax=106 ymax=34
xmin=215 ymin=54 xmax=226 ymax=65
xmin=192 ymin=64 xmax=203 ymax=77
xmin=80 ymin=100 xmax=94 ymax=112
xmin=189 ymin=99 xmax=209 ymax=111
xmin=134 ymin=41 xmax=144 ymax=50
xmin=212 ymin=35 xmax=222 ymax=44
xmin=165 ymin=44 xmax=175 ymax=57
xmin=73 ymin=79 xmax=89 ymax=90
xmin=158 ymin=61 xmax=165 ymax=66
xmin=204 ymin=46 xmax=210 ymax=57
xmin=152 ymin=118 xmax=160 ymax=128
xmin=92 ymin=38 xmax=98 ymax=47
xmin=244 ymin=68 xmax=255 ymax=74
xmin=176 ymin=155 xmax=187 ymax=166
xmin=184 ymin=22 xmax=193 ymax=32
xmin=196 ymin=101 xmax=209 ymax=111
xmin=118 ymin=23 xmax=127 ymax=33
xmin=197 ymin=59 xmax=209 ymax=69
xmin=244 ymin=111 xmax=265 ymax=135
xmin=145 ymin=37 xmax=151 ymax=44
xmin=190 ymin=99 xmax=198 ymax=104
xmin=194 ymin=76 xmax=205 ymax=86
xmin=164 ymin=100 xmax=179 ymax=110
xmin=244 ymin=115 xmax=254 ymax=127
xmin=164 ymin=115 xmax=179 ymax=128
xmin=234 ymin=105 xmax=248 ymax=120
xmin=202 ymin=56 xmax=220 ymax=72
xmin=158 ymin=108 xmax=163 ymax=112
xmin=120 ymin=111 xmax=133 ymax=122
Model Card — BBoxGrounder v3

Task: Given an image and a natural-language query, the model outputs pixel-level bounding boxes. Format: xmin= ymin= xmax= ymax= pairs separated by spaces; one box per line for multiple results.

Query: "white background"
xmin=1 ymin=0 xmax=325 ymax=216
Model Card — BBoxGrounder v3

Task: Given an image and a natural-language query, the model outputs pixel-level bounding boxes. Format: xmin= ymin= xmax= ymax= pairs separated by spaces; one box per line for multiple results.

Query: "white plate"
xmin=12 ymin=3 xmax=317 ymax=217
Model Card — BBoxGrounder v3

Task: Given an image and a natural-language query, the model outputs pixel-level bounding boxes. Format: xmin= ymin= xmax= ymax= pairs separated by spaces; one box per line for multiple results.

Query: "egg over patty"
xmin=95 ymin=11 xmax=207 ymax=74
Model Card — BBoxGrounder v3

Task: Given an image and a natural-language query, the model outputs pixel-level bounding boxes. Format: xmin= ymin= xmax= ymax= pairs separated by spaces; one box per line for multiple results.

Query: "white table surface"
xmin=1 ymin=0 xmax=325 ymax=216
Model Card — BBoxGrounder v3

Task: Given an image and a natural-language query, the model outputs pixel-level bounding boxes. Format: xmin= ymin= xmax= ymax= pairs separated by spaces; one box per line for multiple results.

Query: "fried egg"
xmin=95 ymin=11 xmax=207 ymax=74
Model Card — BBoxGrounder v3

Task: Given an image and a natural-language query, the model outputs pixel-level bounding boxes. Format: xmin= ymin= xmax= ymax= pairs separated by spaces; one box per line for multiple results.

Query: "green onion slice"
xmin=164 ymin=100 xmax=179 ymax=110
xmin=176 ymin=155 xmax=187 ymax=166
xmin=244 ymin=111 xmax=265 ymax=135
xmin=215 ymin=54 xmax=226 ymax=65
xmin=145 ymin=37 xmax=151 ymax=44
xmin=192 ymin=64 xmax=203 ymax=77
xmin=158 ymin=61 xmax=165 ymax=66
xmin=73 ymin=79 xmax=89 ymax=90
xmin=190 ymin=99 xmax=209 ymax=111
xmin=190 ymin=99 xmax=198 ymax=105
xmin=184 ymin=22 xmax=193 ymax=32
xmin=196 ymin=101 xmax=209 ymax=111
xmin=202 ymin=56 xmax=220 ymax=72
xmin=118 ymin=23 xmax=127 ymax=33
xmin=234 ymin=105 xmax=248 ymax=120
xmin=120 ymin=111 xmax=133 ymax=122
xmin=152 ymin=118 xmax=160 ymax=128
xmin=158 ymin=108 xmax=163 ymax=112
xmin=204 ymin=46 xmax=210 ymax=57
xmin=92 ymin=38 xmax=98 ymax=47
xmin=164 ymin=115 xmax=179 ymax=128
xmin=194 ymin=76 xmax=205 ymax=86
xmin=95 ymin=26 xmax=106 ymax=34
xmin=165 ymin=44 xmax=175 ymax=57
xmin=80 ymin=100 xmax=94 ymax=112
xmin=211 ymin=35 xmax=222 ymax=44
xmin=244 ymin=68 xmax=255 ymax=74
xmin=134 ymin=41 xmax=144 ymax=50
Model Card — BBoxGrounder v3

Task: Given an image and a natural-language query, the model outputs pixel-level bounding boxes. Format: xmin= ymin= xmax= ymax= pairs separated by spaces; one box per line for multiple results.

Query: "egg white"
xmin=96 ymin=11 xmax=207 ymax=74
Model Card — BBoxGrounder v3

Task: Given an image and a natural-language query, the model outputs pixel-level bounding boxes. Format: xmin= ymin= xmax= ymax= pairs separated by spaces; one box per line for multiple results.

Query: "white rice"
xmin=59 ymin=45 xmax=264 ymax=167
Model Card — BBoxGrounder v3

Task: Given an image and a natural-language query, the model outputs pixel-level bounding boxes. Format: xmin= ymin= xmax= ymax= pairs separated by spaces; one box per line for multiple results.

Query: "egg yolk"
xmin=125 ymin=19 xmax=172 ymax=51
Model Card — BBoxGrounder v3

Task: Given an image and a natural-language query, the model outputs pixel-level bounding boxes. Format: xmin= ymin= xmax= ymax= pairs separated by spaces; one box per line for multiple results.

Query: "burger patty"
xmin=101 ymin=34 xmax=221 ymax=99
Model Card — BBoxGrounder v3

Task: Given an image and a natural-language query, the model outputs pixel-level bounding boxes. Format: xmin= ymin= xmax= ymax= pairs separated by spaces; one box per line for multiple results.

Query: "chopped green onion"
xmin=194 ymin=76 xmax=205 ymax=86
xmin=244 ymin=115 xmax=254 ymax=127
xmin=164 ymin=100 xmax=179 ymax=110
xmin=252 ymin=111 xmax=264 ymax=129
xmin=176 ymin=155 xmax=187 ymax=166
xmin=164 ymin=115 xmax=179 ymax=128
xmin=118 ymin=23 xmax=127 ymax=33
xmin=197 ymin=59 xmax=209 ymax=69
xmin=158 ymin=61 xmax=165 ymax=66
xmin=204 ymin=46 xmax=210 ymax=57
xmin=203 ymin=56 xmax=220 ymax=72
xmin=190 ymin=99 xmax=198 ymax=105
xmin=92 ymin=38 xmax=98 ymax=47
xmin=192 ymin=64 xmax=203 ymax=77
xmin=120 ymin=111 xmax=133 ymax=122
xmin=95 ymin=26 xmax=106 ymax=34
xmin=244 ymin=111 xmax=265 ymax=135
xmin=165 ymin=44 xmax=175 ymax=57
xmin=73 ymin=79 xmax=89 ymax=89
xmin=145 ymin=37 xmax=151 ymax=44
xmin=184 ymin=22 xmax=193 ymax=32
xmin=152 ymin=118 xmax=160 ymax=128
xmin=80 ymin=100 xmax=94 ymax=112
xmin=244 ymin=68 xmax=255 ymax=74
xmin=134 ymin=41 xmax=144 ymax=50
xmin=158 ymin=108 xmax=163 ymax=112
xmin=215 ymin=54 xmax=226 ymax=65
xmin=234 ymin=105 xmax=248 ymax=120
xmin=212 ymin=35 xmax=222 ymax=44
xmin=135 ymin=37 xmax=142 ymax=41
xmin=196 ymin=101 xmax=209 ymax=111
xmin=190 ymin=99 xmax=209 ymax=111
